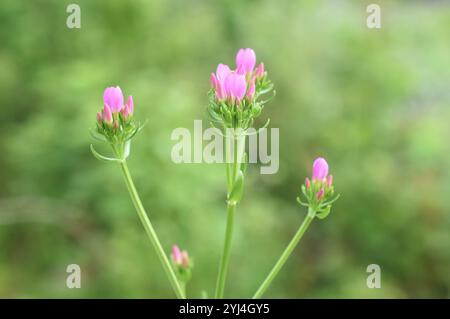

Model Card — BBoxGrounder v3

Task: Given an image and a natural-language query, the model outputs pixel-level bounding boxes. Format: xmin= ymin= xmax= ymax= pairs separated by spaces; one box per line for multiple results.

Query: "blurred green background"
xmin=0 ymin=0 xmax=449 ymax=298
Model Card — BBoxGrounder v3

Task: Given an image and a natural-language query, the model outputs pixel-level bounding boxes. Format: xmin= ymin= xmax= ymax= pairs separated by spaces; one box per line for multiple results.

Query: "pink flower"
xmin=254 ymin=62 xmax=265 ymax=79
xmin=96 ymin=111 xmax=102 ymax=124
xmin=212 ymin=64 xmax=231 ymax=100
xmin=312 ymin=157 xmax=329 ymax=180
xmin=102 ymin=104 xmax=113 ymax=124
xmin=316 ymin=188 xmax=325 ymax=200
xmin=236 ymin=48 xmax=256 ymax=75
xmin=224 ymin=73 xmax=247 ymax=102
xmin=172 ymin=245 xmax=182 ymax=265
xmin=103 ymin=86 xmax=124 ymax=112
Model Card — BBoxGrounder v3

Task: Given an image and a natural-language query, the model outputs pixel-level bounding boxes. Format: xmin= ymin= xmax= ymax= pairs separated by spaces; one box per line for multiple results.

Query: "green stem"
xmin=215 ymin=134 xmax=243 ymax=299
xmin=252 ymin=208 xmax=315 ymax=299
xmin=119 ymin=160 xmax=185 ymax=299
xmin=215 ymin=202 xmax=236 ymax=298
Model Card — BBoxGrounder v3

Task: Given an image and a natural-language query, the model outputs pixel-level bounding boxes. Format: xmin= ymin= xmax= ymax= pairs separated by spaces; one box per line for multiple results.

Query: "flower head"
xmin=207 ymin=48 xmax=274 ymax=130
xmin=93 ymin=86 xmax=144 ymax=154
xmin=171 ymin=244 xmax=193 ymax=283
xmin=297 ymin=157 xmax=340 ymax=219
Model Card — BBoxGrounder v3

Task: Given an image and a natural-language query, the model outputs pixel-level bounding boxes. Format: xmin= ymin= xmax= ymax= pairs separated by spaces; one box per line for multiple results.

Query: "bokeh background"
xmin=0 ymin=0 xmax=449 ymax=298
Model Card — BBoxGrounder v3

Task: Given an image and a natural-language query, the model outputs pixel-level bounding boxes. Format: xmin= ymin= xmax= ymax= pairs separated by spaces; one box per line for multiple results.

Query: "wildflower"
xmin=171 ymin=245 xmax=193 ymax=284
xmin=207 ymin=48 xmax=274 ymax=130
xmin=91 ymin=86 xmax=145 ymax=163
xmin=297 ymin=157 xmax=340 ymax=219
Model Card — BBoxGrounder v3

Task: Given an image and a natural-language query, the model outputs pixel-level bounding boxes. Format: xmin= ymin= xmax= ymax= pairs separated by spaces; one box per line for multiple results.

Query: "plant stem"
xmin=119 ymin=160 xmax=185 ymax=299
xmin=215 ymin=134 xmax=243 ymax=298
xmin=215 ymin=201 xmax=236 ymax=298
xmin=252 ymin=208 xmax=315 ymax=299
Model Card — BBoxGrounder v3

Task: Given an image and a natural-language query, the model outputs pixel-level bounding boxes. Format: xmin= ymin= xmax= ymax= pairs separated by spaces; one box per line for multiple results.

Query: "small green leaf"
xmin=296 ymin=197 xmax=309 ymax=207
xmin=90 ymin=144 xmax=123 ymax=163
xmin=321 ymin=193 xmax=341 ymax=206
xmin=316 ymin=206 xmax=331 ymax=219
xmin=123 ymin=140 xmax=131 ymax=159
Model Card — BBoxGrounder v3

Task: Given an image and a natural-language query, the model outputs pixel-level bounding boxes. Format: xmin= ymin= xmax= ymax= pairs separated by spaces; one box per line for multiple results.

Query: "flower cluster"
xmin=94 ymin=86 xmax=142 ymax=145
xmin=171 ymin=245 xmax=192 ymax=284
xmin=208 ymin=48 xmax=274 ymax=130
xmin=298 ymin=157 xmax=340 ymax=219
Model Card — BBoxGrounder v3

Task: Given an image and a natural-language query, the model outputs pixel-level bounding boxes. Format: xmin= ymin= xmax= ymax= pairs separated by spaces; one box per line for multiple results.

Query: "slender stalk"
xmin=215 ymin=202 xmax=236 ymax=298
xmin=215 ymin=134 xmax=243 ymax=298
xmin=252 ymin=208 xmax=315 ymax=299
xmin=119 ymin=159 xmax=185 ymax=299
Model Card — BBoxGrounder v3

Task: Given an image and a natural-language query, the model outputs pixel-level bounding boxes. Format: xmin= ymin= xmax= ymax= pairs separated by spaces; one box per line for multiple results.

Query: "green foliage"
xmin=0 ymin=0 xmax=449 ymax=298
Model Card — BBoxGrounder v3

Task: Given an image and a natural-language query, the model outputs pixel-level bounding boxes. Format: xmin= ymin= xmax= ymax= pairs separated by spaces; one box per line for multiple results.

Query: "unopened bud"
xmin=317 ymin=188 xmax=325 ymax=200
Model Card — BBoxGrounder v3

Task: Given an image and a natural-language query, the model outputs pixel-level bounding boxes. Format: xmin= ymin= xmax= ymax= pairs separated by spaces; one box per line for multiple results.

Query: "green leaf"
xmin=296 ymin=196 xmax=309 ymax=207
xmin=228 ymin=171 xmax=244 ymax=204
xmin=123 ymin=140 xmax=131 ymax=159
xmin=321 ymin=193 xmax=341 ymax=206
xmin=316 ymin=206 xmax=331 ymax=219
xmin=90 ymin=144 xmax=123 ymax=163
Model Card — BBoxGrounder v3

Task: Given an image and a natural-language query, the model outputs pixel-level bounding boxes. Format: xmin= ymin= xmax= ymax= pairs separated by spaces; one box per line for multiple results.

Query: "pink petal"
xmin=103 ymin=86 xmax=124 ymax=112
xmin=216 ymin=64 xmax=231 ymax=82
xmin=236 ymin=48 xmax=256 ymax=74
xmin=312 ymin=157 xmax=329 ymax=180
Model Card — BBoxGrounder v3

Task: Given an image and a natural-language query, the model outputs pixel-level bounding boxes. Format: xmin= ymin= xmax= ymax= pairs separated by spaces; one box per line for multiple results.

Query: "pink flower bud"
xmin=316 ymin=188 xmax=325 ymax=200
xmin=312 ymin=157 xmax=329 ymax=180
xmin=126 ymin=95 xmax=134 ymax=115
xmin=224 ymin=73 xmax=247 ymax=103
xmin=121 ymin=96 xmax=134 ymax=119
xmin=216 ymin=64 xmax=231 ymax=82
xmin=172 ymin=245 xmax=182 ymax=265
xmin=103 ymin=86 xmax=124 ymax=112
xmin=254 ymin=62 xmax=265 ymax=79
xmin=212 ymin=64 xmax=231 ymax=101
xmin=327 ymin=175 xmax=333 ymax=187
xmin=121 ymin=105 xmax=129 ymax=118
xmin=102 ymin=104 xmax=113 ymax=124
xmin=210 ymin=73 xmax=219 ymax=90
xmin=246 ymin=77 xmax=255 ymax=99
xmin=305 ymin=177 xmax=311 ymax=189
xmin=236 ymin=48 xmax=256 ymax=75
xmin=96 ymin=111 xmax=102 ymax=124
xmin=181 ymin=250 xmax=190 ymax=268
